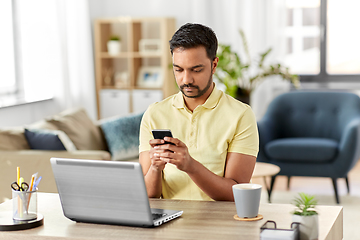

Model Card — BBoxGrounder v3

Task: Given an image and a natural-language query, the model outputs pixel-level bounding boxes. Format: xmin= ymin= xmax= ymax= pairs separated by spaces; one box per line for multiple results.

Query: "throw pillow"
xmin=24 ymin=128 xmax=77 ymax=151
xmin=46 ymin=108 xmax=107 ymax=151
xmin=0 ymin=128 xmax=30 ymax=150
xmin=100 ymin=112 xmax=144 ymax=161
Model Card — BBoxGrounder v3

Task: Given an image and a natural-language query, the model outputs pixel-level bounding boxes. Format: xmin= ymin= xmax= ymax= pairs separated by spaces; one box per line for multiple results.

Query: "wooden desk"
xmin=0 ymin=193 xmax=342 ymax=240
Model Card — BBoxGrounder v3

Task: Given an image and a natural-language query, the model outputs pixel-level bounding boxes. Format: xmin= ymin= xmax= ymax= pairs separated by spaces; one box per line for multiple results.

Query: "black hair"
xmin=169 ymin=23 xmax=218 ymax=60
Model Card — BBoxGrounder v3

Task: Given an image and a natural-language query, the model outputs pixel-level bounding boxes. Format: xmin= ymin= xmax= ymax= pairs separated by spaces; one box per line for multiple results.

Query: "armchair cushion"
xmin=265 ymin=138 xmax=338 ymax=162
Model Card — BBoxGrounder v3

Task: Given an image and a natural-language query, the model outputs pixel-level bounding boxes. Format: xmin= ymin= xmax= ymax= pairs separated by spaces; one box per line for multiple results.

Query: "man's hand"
xmin=149 ymin=139 xmax=168 ymax=172
xmin=152 ymin=137 xmax=195 ymax=173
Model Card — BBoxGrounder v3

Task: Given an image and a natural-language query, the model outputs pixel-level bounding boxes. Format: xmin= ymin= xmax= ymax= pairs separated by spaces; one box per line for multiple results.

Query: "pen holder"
xmin=12 ymin=189 xmax=37 ymax=221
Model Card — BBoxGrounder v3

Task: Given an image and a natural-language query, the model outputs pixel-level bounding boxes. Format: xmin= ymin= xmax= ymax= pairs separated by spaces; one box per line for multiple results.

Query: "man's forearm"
xmin=144 ymin=166 xmax=163 ymax=198
xmin=186 ymin=160 xmax=237 ymax=201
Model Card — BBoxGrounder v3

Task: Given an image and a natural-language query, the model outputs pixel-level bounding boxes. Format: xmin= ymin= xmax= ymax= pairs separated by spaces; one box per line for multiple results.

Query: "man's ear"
xmin=212 ymin=57 xmax=219 ymax=74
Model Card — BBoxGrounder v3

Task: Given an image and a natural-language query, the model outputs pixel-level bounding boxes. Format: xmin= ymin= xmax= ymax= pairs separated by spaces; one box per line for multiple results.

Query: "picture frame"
xmin=139 ymin=39 xmax=161 ymax=53
xmin=114 ymin=71 xmax=129 ymax=88
xmin=137 ymin=67 xmax=163 ymax=88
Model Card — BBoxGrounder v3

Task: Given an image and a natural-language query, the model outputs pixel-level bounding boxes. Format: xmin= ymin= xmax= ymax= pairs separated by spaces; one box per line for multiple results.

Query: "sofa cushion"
xmin=100 ymin=112 xmax=143 ymax=161
xmin=46 ymin=108 xmax=107 ymax=151
xmin=265 ymin=138 xmax=338 ymax=162
xmin=0 ymin=128 xmax=30 ymax=150
xmin=24 ymin=128 xmax=77 ymax=151
xmin=28 ymin=119 xmax=59 ymax=130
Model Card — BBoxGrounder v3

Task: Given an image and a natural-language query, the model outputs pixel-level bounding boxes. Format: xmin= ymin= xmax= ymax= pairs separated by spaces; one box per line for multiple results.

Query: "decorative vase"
xmin=292 ymin=214 xmax=319 ymax=240
xmin=107 ymin=40 xmax=121 ymax=55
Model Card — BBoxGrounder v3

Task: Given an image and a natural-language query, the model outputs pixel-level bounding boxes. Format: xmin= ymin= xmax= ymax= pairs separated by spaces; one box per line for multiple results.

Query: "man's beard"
xmin=180 ymin=72 xmax=213 ymax=99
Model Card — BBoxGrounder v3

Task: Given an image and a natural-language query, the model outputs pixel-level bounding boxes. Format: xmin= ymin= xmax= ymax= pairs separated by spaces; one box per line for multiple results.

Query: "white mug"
xmin=232 ymin=183 xmax=262 ymax=218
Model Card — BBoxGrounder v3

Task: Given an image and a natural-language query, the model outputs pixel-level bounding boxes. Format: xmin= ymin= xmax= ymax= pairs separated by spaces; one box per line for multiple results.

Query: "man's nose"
xmin=183 ymin=70 xmax=194 ymax=85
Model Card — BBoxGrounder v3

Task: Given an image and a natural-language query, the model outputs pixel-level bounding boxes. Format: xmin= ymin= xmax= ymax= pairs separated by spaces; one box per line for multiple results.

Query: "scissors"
xmin=11 ymin=181 xmax=29 ymax=191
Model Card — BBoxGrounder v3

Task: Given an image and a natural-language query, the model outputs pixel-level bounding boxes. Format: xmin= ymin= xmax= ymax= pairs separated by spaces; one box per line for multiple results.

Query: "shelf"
xmin=133 ymin=52 xmax=162 ymax=58
xmin=100 ymin=52 xmax=130 ymax=58
xmin=94 ymin=17 xmax=177 ymax=119
xmin=100 ymin=52 xmax=163 ymax=58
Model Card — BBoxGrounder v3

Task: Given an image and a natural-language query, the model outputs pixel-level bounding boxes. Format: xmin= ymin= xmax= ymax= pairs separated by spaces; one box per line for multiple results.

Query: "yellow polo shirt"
xmin=139 ymin=86 xmax=259 ymax=201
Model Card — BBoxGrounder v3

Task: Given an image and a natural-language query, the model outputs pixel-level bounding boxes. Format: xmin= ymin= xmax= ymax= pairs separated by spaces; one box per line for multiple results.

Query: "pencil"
xmin=27 ymin=174 xmax=36 ymax=212
xmin=17 ymin=167 xmax=21 ymax=218
xmin=17 ymin=167 xmax=20 ymax=185
xmin=29 ymin=175 xmax=35 ymax=191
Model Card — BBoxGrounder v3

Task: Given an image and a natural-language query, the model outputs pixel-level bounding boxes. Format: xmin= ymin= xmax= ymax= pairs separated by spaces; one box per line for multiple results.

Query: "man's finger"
xmin=163 ymin=137 xmax=184 ymax=147
xmin=149 ymin=139 xmax=165 ymax=147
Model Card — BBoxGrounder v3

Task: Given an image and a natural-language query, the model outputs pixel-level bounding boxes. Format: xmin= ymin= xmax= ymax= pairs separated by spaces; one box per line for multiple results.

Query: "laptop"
xmin=50 ymin=158 xmax=183 ymax=227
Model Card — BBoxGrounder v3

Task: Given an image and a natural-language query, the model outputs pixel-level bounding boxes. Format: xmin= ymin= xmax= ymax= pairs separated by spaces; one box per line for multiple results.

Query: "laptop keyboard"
xmin=152 ymin=213 xmax=167 ymax=220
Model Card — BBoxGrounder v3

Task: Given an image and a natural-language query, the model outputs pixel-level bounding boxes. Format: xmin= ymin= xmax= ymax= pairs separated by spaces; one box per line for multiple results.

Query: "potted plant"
xmin=214 ymin=30 xmax=300 ymax=104
xmin=291 ymin=192 xmax=319 ymax=240
xmin=107 ymin=35 xmax=121 ymax=55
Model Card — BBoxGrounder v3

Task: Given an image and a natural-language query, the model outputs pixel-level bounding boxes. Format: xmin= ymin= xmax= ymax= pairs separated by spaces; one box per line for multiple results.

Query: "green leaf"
xmin=291 ymin=192 xmax=318 ymax=216
xmin=258 ymin=48 xmax=272 ymax=68
xmin=215 ymin=29 xmax=299 ymax=95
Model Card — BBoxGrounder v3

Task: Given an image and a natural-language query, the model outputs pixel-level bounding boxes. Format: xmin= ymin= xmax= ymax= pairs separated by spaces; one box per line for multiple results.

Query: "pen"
xmin=33 ymin=176 xmax=42 ymax=190
xmin=19 ymin=177 xmax=24 ymax=191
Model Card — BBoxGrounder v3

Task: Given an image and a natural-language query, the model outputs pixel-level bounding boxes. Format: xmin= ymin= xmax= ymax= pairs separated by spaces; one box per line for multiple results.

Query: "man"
xmin=139 ymin=23 xmax=259 ymax=201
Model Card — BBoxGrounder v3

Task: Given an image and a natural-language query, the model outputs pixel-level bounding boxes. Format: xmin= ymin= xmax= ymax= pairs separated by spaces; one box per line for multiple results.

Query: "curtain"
xmin=56 ymin=0 xmax=97 ymax=120
xmin=15 ymin=0 xmax=96 ymax=120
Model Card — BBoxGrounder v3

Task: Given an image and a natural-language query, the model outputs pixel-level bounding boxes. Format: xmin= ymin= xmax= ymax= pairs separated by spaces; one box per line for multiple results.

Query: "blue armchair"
xmin=257 ymin=91 xmax=360 ymax=203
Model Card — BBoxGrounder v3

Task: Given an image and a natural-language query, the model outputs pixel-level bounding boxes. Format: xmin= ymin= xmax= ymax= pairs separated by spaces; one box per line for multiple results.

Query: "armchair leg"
xmin=345 ymin=177 xmax=350 ymax=194
xmin=268 ymin=176 xmax=277 ymax=203
xmin=331 ymin=178 xmax=340 ymax=204
xmin=287 ymin=176 xmax=291 ymax=190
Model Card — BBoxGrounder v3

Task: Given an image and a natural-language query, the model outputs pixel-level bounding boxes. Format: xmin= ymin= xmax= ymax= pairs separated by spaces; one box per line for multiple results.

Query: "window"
xmin=0 ymin=0 xmax=57 ymax=107
xmin=0 ymin=0 xmax=17 ymax=96
xmin=284 ymin=0 xmax=360 ymax=82
xmin=327 ymin=0 xmax=360 ymax=74
xmin=285 ymin=0 xmax=321 ymax=75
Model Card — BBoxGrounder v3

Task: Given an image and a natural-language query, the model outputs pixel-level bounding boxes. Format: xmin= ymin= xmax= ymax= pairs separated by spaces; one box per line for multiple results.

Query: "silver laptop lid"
xmin=50 ymin=158 xmax=154 ymax=226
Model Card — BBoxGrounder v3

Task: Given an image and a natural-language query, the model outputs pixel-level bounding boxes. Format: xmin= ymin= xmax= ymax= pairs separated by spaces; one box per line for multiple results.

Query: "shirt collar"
xmin=172 ymin=84 xmax=222 ymax=110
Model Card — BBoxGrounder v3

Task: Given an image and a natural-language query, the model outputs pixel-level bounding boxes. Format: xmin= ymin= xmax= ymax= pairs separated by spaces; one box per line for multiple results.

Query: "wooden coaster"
xmin=233 ymin=214 xmax=263 ymax=221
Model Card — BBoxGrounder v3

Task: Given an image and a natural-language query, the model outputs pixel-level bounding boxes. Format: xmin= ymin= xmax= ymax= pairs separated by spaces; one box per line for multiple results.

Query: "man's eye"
xmin=174 ymin=69 xmax=182 ymax=72
xmin=193 ymin=69 xmax=202 ymax=73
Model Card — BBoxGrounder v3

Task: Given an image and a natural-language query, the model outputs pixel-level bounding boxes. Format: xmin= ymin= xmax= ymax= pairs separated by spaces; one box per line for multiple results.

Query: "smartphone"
xmin=152 ymin=129 xmax=175 ymax=145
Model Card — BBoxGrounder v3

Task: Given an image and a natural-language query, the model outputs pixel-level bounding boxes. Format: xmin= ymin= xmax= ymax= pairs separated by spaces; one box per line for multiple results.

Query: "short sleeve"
xmin=139 ymin=105 xmax=154 ymax=153
xmin=228 ymin=107 xmax=259 ymax=157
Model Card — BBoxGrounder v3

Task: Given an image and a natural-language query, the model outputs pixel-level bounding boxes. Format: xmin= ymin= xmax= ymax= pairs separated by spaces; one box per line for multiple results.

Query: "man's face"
xmin=172 ymin=46 xmax=218 ymax=99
